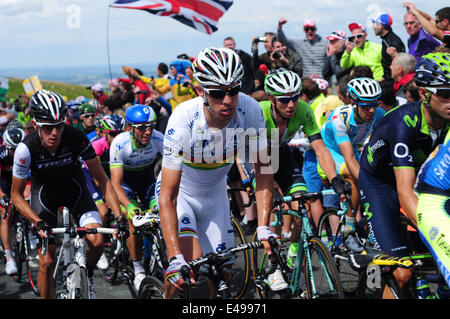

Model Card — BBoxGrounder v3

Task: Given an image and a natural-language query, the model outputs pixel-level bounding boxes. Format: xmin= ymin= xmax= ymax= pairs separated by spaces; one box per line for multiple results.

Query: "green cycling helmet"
xmin=414 ymin=52 xmax=450 ymax=87
xmin=264 ymin=69 xmax=302 ymax=96
xmin=79 ymin=103 xmax=97 ymax=115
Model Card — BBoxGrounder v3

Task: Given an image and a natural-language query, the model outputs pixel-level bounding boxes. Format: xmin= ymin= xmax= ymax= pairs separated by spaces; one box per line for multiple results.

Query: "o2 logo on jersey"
xmin=181 ymin=217 xmax=191 ymax=225
xmin=167 ymin=128 xmax=175 ymax=136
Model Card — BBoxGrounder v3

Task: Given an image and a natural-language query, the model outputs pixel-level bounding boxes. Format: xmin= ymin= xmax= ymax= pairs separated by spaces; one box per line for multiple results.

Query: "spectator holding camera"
xmin=340 ymin=23 xmax=384 ymax=81
xmin=323 ymin=30 xmax=349 ymax=81
xmin=251 ymin=32 xmax=276 ymax=72
xmin=269 ymin=38 xmax=302 ymax=76
xmin=277 ymin=18 xmax=327 ymax=80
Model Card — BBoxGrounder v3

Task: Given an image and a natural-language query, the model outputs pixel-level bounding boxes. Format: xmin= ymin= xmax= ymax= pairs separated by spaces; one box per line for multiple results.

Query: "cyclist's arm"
xmin=310 ymin=138 xmax=339 ymax=183
xmin=394 ymin=167 xmax=418 ymax=225
xmin=110 ymin=165 xmax=132 ymax=209
xmin=158 ymin=166 xmax=182 ymax=259
xmin=85 ymin=157 xmax=122 ymax=219
xmin=338 ymin=141 xmax=360 ymax=180
xmin=10 ymin=176 xmax=39 ymax=225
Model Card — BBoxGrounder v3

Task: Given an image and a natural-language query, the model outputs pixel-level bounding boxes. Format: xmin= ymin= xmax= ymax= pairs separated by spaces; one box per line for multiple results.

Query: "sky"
xmin=0 ymin=0 xmax=448 ymax=71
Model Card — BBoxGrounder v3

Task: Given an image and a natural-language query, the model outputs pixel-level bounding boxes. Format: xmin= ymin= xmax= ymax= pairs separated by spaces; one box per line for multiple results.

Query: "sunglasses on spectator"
xmin=426 ymin=87 xmax=450 ymax=99
xmin=83 ymin=113 xmax=95 ymax=118
xmin=355 ymin=101 xmax=379 ymax=109
xmin=304 ymin=27 xmax=316 ymax=32
xmin=276 ymin=93 xmax=301 ymax=104
xmin=348 ymin=33 xmax=365 ymax=42
xmin=132 ymin=123 xmax=157 ymax=132
xmin=203 ymin=83 xmax=241 ymax=99
xmin=34 ymin=120 xmax=65 ymax=131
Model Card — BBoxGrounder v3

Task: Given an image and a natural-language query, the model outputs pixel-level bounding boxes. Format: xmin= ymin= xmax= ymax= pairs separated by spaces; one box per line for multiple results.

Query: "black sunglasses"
xmin=427 ymin=87 xmax=450 ymax=99
xmin=348 ymin=33 xmax=365 ymax=42
xmin=133 ymin=123 xmax=157 ymax=132
xmin=204 ymin=84 xmax=241 ymax=99
xmin=355 ymin=101 xmax=379 ymax=109
xmin=304 ymin=27 xmax=316 ymax=32
xmin=35 ymin=120 xmax=65 ymax=131
xmin=107 ymin=131 xmax=120 ymax=137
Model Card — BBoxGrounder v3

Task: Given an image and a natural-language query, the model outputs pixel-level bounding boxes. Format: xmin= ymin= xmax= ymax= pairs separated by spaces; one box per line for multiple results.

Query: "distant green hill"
xmin=7 ymin=78 xmax=91 ymax=101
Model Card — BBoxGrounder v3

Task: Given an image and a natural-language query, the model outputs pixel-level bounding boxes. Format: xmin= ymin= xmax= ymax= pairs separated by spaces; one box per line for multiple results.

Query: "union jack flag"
xmin=111 ymin=0 xmax=234 ymax=35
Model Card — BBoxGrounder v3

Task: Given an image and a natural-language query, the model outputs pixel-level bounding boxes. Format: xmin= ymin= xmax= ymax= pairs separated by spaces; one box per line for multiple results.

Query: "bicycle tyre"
xmin=230 ymin=216 xmax=250 ymax=299
xmin=101 ymin=236 xmax=119 ymax=284
xmin=304 ymin=237 xmax=344 ymax=299
xmin=23 ymin=231 xmax=40 ymax=296
xmin=66 ymin=263 xmax=89 ymax=299
xmin=12 ymin=233 xmax=24 ymax=283
xmin=138 ymin=275 xmax=165 ymax=299
xmin=317 ymin=209 xmax=341 ymax=249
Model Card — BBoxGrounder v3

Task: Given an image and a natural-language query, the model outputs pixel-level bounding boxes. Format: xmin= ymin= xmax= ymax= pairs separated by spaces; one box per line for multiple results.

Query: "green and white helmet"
xmin=264 ymin=69 xmax=302 ymax=96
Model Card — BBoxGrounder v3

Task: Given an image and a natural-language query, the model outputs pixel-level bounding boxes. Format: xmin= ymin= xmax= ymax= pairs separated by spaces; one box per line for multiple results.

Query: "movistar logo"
xmin=364 ymin=203 xmax=373 ymax=220
xmin=367 ymin=146 xmax=374 ymax=165
xmin=403 ymin=115 xmax=418 ymax=128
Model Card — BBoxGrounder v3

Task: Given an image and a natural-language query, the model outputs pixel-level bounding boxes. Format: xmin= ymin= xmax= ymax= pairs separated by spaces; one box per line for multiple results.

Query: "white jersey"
xmin=162 ymin=93 xmax=267 ymax=191
xmin=110 ymin=130 xmax=163 ymax=173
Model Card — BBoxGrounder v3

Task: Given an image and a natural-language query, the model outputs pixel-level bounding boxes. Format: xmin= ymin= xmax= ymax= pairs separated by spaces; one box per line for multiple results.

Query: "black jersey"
xmin=13 ymin=124 xmax=97 ymax=183
xmin=360 ymin=101 xmax=449 ymax=185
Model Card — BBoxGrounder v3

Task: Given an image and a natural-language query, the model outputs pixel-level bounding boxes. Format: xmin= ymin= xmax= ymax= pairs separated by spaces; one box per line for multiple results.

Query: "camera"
xmin=272 ymin=51 xmax=281 ymax=59
xmin=253 ymin=36 xmax=267 ymax=44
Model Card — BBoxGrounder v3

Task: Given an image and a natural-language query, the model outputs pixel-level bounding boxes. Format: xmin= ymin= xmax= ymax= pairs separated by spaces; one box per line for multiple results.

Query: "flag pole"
xmin=106 ymin=0 xmax=113 ymax=81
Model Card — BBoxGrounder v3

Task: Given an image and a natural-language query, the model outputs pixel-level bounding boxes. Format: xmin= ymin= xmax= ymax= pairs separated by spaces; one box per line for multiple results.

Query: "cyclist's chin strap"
xmin=203 ymin=94 xmax=216 ymax=115
xmin=271 ymin=100 xmax=289 ymax=122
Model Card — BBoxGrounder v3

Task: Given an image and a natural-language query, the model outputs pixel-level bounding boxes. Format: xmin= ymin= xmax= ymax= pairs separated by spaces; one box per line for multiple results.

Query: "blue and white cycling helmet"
xmin=125 ymin=104 xmax=157 ymax=125
xmin=100 ymin=114 xmax=126 ymax=132
xmin=347 ymin=77 xmax=382 ymax=102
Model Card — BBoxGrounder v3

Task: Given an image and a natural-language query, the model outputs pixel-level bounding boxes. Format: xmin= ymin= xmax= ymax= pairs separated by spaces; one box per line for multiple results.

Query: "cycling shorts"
xmin=317 ymin=147 xmax=347 ymax=180
xmin=82 ymin=164 xmax=105 ymax=205
xmin=30 ymin=173 xmax=101 ymax=228
xmin=417 ymin=193 xmax=450 ymax=287
xmin=122 ymin=181 xmax=157 ymax=211
xmin=277 ymin=146 xmax=308 ymax=196
xmin=302 ymin=149 xmax=321 ymax=193
xmin=155 ymin=174 xmax=234 ymax=255
xmin=359 ymin=168 xmax=409 ymax=257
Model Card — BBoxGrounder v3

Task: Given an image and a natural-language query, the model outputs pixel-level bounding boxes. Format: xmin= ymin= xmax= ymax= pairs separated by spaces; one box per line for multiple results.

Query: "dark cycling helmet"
xmin=6 ymin=120 xmax=23 ymax=130
xmin=125 ymin=104 xmax=157 ymax=125
xmin=30 ymin=89 xmax=67 ymax=121
xmin=347 ymin=77 xmax=382 ymax=102
xmin=79 ymin=103 xmax=97 ymax=116
xmin=3 ymin=128 xmax=26 ymax=149
xmin=264 ymin=69 xmax=302 ymax=96
xmin=192 ymin=47 xmax=244 ymax=87
xmin=414 ymin=52 xmax=450 ymax=87
xmin=99 ymin=114 xmax=126 ymax=132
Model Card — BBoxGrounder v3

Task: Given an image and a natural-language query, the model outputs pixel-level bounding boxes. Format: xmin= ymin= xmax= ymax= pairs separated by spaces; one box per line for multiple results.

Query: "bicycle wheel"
xmin=317 ymin=210 xmax=359 ymax=296
xmin=230 ymin=216 xmax=250 ymax=299
xmin=24 ymin=231 xmax=40 ymax=296
xmin=101 ymin=235 xmax=119 ymax=283
xmin=66 ymin=263 xmax=89 ymax=299
xmin=138 ymin=275 xmax=165 ymax=299
xmin=12 ymin=232 xmax=24 ymax=283
xmin=304 ymin=237 xmax=344 ymax=299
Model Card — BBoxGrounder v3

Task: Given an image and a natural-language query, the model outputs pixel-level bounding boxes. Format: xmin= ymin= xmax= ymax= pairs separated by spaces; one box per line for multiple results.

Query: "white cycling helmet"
xmin=3 ymin=128 xmax=26 ymax=149
xmin=30 ymin=89 xmax=67 ymax=122
xmin=347 ymin=77 xmax=382 ymax=102
xmin=264 ymin=69 xmax=302 ymax=96
xmin=192 ymin=47 xmax=244 ymax=87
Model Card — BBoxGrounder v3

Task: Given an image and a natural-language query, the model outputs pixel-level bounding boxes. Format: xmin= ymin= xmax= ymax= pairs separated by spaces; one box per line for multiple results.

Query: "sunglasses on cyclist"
xmin=106 ymin=131 xmax=120 ymax=137
xmin=132 ymin=123 xmax=157 ymax=132
xmin=34 ymin=120 xmax=65 ymax=131
xmin=348 ymin=33 xmax=365 ymax=42
xmin=355 ymin=101 xmax=379 ymax=109
xmin=426 ymin=87 xmax=450 ymax=99
xmin=276 ymin=93 xmax=301 ymax=104
xmin=203 ymin=83 xmax=241 ymax=99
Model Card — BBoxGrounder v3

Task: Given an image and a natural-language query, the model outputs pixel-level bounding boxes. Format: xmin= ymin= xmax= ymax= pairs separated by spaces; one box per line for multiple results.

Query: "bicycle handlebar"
xmin=227 ymin=186 xmax=255 ymax=208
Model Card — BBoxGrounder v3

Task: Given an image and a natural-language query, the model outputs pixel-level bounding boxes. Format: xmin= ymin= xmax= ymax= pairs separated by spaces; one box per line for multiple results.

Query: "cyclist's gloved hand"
xmin=0 ymin=195 xmax=10 ymax=208
xmin=115 ymin=215 xmax=129 ymax=239
xmin=126 ymin=202 xmax=142 ymax=220
xmin=257 ymin=226 xmax=281 ymax=244
xmin=166 ymin=254 xmax=192 ymax=289
xmin=36 ymin=220 xmax=52 ymax=238
xmin=331 ymin=176 xmax=349 ymax=196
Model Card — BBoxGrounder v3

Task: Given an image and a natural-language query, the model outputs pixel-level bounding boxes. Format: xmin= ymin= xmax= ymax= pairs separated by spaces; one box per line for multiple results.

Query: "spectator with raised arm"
xmin=277 ymin=18 xmax=327 ymax=80
xmin=403 ymin=3 xmax=450 ymax=49
xmin=402 ymin=8 xmax=441 ymax=61
xmin=251 ymin=32 xmax=276 ymax=72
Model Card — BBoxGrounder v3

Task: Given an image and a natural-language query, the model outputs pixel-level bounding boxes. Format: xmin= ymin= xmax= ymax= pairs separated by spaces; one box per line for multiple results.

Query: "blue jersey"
xmin=321 ymin=104 xmax=385 ymax=161
xmin=415 ymin=130 xmax=450 ymax=197
xmin=360 ymin=102 xmax=450 ymax=185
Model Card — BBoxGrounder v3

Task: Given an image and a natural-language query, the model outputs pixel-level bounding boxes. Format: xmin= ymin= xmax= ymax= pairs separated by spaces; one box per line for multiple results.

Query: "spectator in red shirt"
xmin=90 ymin=83 xmax=109 ymax=109
xmin=119 ymin=67 xmax=151 ymax=105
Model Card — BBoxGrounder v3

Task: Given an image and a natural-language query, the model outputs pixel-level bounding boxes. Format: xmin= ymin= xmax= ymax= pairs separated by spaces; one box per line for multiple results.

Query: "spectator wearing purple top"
xmin=403 ymin=11 xmax=441 ymax=61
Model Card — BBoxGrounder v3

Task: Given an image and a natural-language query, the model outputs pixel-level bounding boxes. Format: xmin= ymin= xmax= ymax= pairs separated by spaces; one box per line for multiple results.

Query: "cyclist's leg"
xmin=30 ymin=182 xmax=59 ymax=299
xmin=417 ymin=193 xmax=450 ymax=288
xmin=0 ymin=179 xmax=15 ymax=273
xmin=302 ymin=149 xmax=324 ymax=228
xmin=359 ymin=169 xmax=412 ymax=297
